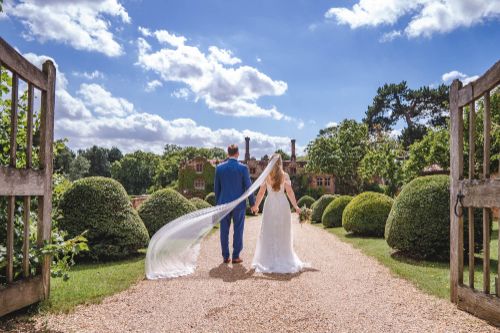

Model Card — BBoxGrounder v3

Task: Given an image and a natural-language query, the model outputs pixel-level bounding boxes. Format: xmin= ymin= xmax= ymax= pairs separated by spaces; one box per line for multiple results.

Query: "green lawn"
xmin=40 ymin=256 xmax=146 ymax=313
xmin=317 ymin=222 xmax=499 ymax=300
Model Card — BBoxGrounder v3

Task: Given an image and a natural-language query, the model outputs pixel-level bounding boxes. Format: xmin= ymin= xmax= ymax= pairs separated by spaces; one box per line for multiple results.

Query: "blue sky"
xmin=1 ymin=0 xmax=499 ymax=157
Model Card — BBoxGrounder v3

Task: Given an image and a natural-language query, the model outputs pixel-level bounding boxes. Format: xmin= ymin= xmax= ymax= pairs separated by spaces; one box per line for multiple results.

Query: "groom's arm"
xmin=243 ymin=166 xmax=255 ymax=206
xmin=214 ymin=167 xmax=221 ymax=204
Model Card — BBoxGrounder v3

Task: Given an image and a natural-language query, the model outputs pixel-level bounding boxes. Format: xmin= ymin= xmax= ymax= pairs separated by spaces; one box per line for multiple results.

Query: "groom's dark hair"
xmin=227 ymin=144 xmax=239 ymax=156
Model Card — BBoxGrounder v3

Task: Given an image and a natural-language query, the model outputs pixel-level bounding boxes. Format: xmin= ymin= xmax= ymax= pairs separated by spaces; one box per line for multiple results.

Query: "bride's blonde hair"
xmin=269 ymin=154 xmax=284 ymax=191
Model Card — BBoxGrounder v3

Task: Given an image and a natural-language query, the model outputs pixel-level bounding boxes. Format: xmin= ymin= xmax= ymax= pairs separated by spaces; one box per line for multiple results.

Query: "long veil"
xmin=145 ymin=155 xmax=279 ymax=280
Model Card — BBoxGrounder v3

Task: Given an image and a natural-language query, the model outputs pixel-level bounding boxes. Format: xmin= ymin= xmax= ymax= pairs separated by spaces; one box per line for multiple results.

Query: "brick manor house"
xmin=178 ymin=138 xmax=335 ymax=198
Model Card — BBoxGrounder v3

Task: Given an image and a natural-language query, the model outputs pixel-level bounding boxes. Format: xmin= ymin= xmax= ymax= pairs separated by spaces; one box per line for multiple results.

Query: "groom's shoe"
xmin=223 ymin=258 xmax=231 ymax=264
xmin=232 ymin=258 xmax=243 ymax=264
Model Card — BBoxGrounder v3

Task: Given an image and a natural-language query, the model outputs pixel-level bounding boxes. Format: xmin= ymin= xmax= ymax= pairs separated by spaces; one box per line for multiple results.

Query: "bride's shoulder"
xmin=283 ymin=172 xmax=291 ymax=184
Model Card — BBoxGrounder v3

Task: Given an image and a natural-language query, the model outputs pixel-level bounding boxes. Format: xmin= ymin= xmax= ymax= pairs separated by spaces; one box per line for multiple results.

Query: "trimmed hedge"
xmin=342 ymin=192 xmax=393 ymax=237
xmin=311 ymin=194 xmax=337 ymax=223
xmin=297 ymin=195 xmax=316 ymax=209
xmin=139 ymin=189 xmax=197 ymax=236
xmin=385 ymin=175 xmax=487 ymax=259
xmin=322 ymin=195 xmax=353 ymax=228
xmin=205 ymin=192 xmax=216 ymax=206
xmin=58 ymin=177 xmax=149 ymax=261
xmin=190 ymin=197 xmax=212 ymax=210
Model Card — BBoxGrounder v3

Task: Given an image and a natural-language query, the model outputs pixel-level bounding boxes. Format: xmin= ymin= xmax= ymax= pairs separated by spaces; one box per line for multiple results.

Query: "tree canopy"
xmin=364 ymin=81 xmax=449 ymax=147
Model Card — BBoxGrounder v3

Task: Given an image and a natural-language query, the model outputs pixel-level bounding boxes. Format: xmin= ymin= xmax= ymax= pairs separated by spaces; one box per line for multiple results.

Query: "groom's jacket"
xmin=214 ymin=158 xmax=255 ymax=211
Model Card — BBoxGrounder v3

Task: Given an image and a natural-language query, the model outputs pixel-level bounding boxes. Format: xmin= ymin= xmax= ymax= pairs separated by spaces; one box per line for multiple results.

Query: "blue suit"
xmin=214 ymin=158 xmax=255 ymax=260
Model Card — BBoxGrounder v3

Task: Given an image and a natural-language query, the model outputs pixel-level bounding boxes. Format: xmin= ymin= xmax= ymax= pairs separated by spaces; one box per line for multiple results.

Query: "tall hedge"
xmin=385 ymin=175 xmax=487 ymax=259
xmin=58 ymin=177 xmax=149 ymax=261
xmin=205 ymin=192 xmax=216 ymax=206
xmin=342 ymin=192 xmax=393 ymax=237
xmin=297 ymin=195 xmax=316 ymax=208
xmin=311 ymin=194 xmax=337 ymax=223
xmin=322 ymin=195 xmax=353 ymax=228
xmin=139 ymin=189 xmax=197 ymax=236
xmin=190 ymin=197 xmax=212 ymax=210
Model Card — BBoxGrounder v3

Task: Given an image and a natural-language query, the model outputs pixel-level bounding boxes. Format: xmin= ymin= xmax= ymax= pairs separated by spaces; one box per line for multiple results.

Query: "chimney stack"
xmin=291 ymin=139 xmax=296 ymax=161
xmin=245 ymin=137 xmax=250 ymax=161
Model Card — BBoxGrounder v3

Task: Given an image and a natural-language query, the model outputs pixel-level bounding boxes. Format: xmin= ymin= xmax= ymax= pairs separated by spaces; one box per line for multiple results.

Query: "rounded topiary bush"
xmin=297 ymin=195 xmax=315 ymax=209
xmin=322 ymin=195 xmax=353 ymax=228
xmin=58 ymin=177 xmax=149 ymax=261
xmin=205 ymin=192 xmax=216 ymax=206
xmin=139 ymin=189 xmax=197 ymax=236
xmin=311 ymin=194 xmax=337 ymax=223
xmin=342 ymin=192 xmax=393 ymax=237
xmin=385 ymin=175 xmax=487 ymax=259
xmin=190 ymin=197 xmax=212 ymax=210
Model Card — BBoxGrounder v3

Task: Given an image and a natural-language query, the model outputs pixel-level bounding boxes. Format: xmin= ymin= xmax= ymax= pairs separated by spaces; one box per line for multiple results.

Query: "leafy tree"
xmin=274 ymin=149 xmax=291 ymax=160
xmin=78 ymin=145 xmax=112 ymax=177
xmin=358 ymin=136 xmax=403 ymax=196
xmin=68 ymin=155 xmax=91 ymax=181
xmin=306 ymin=120 xmax=368 ymax=194
xmin=111 ymin=151 xmax=160 ymax=195
xmin=53 ymin=139 xmax=75 ymax=175
xmin=108 ymin=146 xmax=123 ymax=164
xmin=402 ymin=128 xmax=449 ymax=182
xmin=364 ymin=81 xmax=449 ymax=147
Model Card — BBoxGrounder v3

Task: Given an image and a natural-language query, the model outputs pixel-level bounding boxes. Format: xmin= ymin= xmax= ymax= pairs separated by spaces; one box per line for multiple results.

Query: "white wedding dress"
xmin=252 ymin=174 xmax=307 ymax=274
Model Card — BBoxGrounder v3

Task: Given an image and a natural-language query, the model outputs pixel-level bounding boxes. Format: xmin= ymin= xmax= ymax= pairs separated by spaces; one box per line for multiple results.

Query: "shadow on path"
xmin=209 ymin=264 xmax=319 ymax=283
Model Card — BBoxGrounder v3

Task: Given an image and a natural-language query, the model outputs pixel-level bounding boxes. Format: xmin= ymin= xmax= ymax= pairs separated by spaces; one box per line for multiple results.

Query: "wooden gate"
xmin=450 ymin=60 xmax=500 ymax=325
xmin=0 ymin=38 xmax=56 ymax=316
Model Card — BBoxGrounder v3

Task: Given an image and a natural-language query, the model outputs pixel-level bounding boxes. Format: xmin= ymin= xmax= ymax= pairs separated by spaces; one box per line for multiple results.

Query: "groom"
xmin=214 ymin=144 xmax=256 ymax=264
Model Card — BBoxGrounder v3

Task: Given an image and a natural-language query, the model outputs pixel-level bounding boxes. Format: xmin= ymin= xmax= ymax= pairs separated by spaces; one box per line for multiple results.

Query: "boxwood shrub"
xmin=139 ymin=189 xmax=197 ymax=236
xmin=322 ymin=195 xmax=353 ymax=228
xmin=190 ymin=197 xmax=212 ymax=210
xmin=342 ymin=192 xmax=393 ymax=237
xmin=58 ymin=177 xmax=149 ymax=261
xmin=205 ymin=192 xmax=216 ymax=206
xmin=297 ymin=195 xmax=316 ymax=209
xmin=311 ymin=194 xmax=337 ymax=223
xmin=385 ymin=175 xmax=488 ymax=259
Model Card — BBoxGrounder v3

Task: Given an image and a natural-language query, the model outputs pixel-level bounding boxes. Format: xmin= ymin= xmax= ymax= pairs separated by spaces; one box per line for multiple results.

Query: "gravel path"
xmin=37 ymin=215 xmax=498 ymax=333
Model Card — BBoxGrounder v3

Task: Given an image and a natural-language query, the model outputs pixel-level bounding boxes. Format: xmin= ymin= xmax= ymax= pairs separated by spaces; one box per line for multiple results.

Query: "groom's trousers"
xmin=220 ymin=208 xmax=245 ymax=260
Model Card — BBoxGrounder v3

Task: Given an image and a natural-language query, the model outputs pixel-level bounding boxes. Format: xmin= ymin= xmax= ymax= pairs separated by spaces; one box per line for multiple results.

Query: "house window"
xmin=316 ymin=177 xmax=323 ymax=187
xmin=250 ymin=167 xmax=256 ymax=174
xmin=194 ymin=179 xmax=205 ymax=190
xmin=325 ymin=177 xmax=331 ymax=187
xmin=195 ymin=163 xmax=203 ymax=173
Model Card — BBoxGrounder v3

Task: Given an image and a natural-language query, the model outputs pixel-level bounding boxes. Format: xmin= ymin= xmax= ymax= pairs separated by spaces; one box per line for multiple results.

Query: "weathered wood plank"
xmin=22 ymin=197 xmax=30 ymax=278
xmin=468 ymin=101 xmax=475 ymax=289
xmin=458 ymin=60 xmax=500 ymax=107
xmin=10 ymin=73 xmax=18 ymax=166
xmin=457 ymin=285 xmax=500 ymax=327
xmin=38 ymin=60 xmax=56 ymax=299
xmin=460 ymin=179 xmax=500 ymax=208
xmin=483 ymin=90 xmax=491 ymax=294
xmin=26 ymin=83 xmax=34 ymax=168
xmin=0 ymin=37 xmax=48 ymax=91
xmin=6 ymin=197 xmax=15 ymax=283
xmin=450 ymin=79 xmax=464 ymax=302
xmin=0 ymin=277 xmax=44 ymax=317
xmin=0 ymin=167 xmax=45 ymax=196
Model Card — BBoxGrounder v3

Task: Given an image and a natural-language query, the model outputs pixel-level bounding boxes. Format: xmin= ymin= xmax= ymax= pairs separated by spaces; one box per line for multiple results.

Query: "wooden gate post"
xmin=450 ymin=79 xmax=464 ymax=303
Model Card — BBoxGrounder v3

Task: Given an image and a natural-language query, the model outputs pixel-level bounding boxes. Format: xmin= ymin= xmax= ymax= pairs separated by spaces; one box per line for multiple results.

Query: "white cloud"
xmin=379 ymin=30 xmax=402 ymax=42
xmin=24 ymin=51 xmax=293 ymax=157
xmin=325 ymin=0 xmax=500 ymax=39
xmin=145 ymin=79 xmax=163 ymax=93
xmin=135 ymin=28 xmax=289 ymax=121
xmin=442 ymin=70 xmax=479 ymax=85
xmin=256 ymin=57 xmax=262 ymax=63
xmin=171 ymin=88 xmax=190 ymax=100
xmin=72 ymin=70 xmax=104 ymax=80
xmin=326 ymin=121 xmax=338 ymax=128
xmin=7 ymin=0 xmax=130 ymax=57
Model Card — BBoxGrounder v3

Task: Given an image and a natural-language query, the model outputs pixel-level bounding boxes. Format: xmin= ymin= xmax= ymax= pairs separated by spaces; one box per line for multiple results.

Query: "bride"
xmin=251 ymin=154 xmax=307 ymax=274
